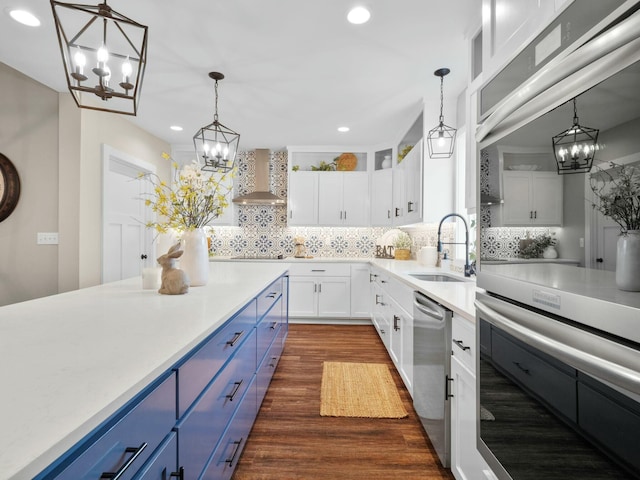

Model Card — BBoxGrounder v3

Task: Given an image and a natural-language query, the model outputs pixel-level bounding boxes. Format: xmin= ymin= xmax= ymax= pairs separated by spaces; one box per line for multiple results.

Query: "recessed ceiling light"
xmin=170 ymin=125 xmax=183 ymax=131
xmin=347 ymin=6 xmax=370 ymax=25
xmin=338 ymin=126 xmax=350 ymax=133
xmin=9 ymin=9 xmax=40 ymax=27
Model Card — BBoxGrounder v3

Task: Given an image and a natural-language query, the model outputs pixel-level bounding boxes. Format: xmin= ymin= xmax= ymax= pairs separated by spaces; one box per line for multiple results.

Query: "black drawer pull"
xmin=100 ymin=443 xmax=147 ymax=479
xmin=226 ymin=330 xmax=245 ymax=347
xmin=226 ymin=380 xmax=244 ymax=401
xmin=513 ymin=361 xmax=531 ymax=375
xmin=393 ymin=315 xmax=400 ymax=331
xmin=170 ymin=467 xmax=185 ymax=480
xmin=311 ymin=269 xmax=326 ymax=272
xmin=266 ymin=292 xmax=277 ymax=298
xmin=270 ymin=321 xmax=278 ymax=330
xmin=407 ymin=201 xmax=414 ymax=213
xmin=453 ymin=339 xmax=471 ymax=351
xmin=225 ymin=438 xmax=244 ymax=466
xmin=269 ymin=356 xmax=278 ymax=368
xmin=445 ymin=375 xmax=454 ymax=400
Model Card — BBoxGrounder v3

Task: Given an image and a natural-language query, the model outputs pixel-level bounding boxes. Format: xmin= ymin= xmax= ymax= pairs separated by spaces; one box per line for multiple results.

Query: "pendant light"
xmin=193 ymin=72 xmax=240 ymax=173
xmin=552 ymin=97 xmax=599 ymax=174
xmin=427 ymin=68 xmax=457 ymax=159
xmin=50 ymin=1 xmax=148 ymax=116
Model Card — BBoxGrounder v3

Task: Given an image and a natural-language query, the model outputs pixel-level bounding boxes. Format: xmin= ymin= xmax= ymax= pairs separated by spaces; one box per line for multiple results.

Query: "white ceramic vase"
xmin=616 ymin=230 xmax=640 ymax=291
xmin=542 ymin=245 xmax=558 ymax=259
xmin=180 ymin=228 xmax=209 ymax=286
xmin=382 ymin=155 xmax=392 ymax=169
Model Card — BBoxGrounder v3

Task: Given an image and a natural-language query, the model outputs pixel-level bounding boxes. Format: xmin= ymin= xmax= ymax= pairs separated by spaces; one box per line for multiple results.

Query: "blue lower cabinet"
xmin=256 ymin=298 xmax=282 ymax=364
xmin=51 ymin=372 xmax=177 ymax=480
xmin=132 ymin=432 xmax=179 ymax=480
xmin=256 ymin=326 xmax=284 ymax=409
xmin=176 ymin=330 xmax=256 ymax=479
xmin=200 ymin=379 xmax=258 ymax=480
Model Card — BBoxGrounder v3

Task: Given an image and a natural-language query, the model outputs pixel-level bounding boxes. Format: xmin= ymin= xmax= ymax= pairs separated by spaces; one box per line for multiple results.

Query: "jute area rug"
xmin=320 ymin=361 xmax=408 ymax=419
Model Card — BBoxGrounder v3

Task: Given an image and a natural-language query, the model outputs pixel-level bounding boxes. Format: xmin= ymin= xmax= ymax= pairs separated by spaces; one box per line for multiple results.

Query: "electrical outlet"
xmin=579 ymin=237 xmax=585 ymax=248
xmin=37 ymin=232 xmax=59 ymax=245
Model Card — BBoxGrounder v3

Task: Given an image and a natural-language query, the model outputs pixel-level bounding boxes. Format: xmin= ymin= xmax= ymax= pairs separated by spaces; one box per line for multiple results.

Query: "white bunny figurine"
xmin=157 ymin=243 xmax=190 ymax=295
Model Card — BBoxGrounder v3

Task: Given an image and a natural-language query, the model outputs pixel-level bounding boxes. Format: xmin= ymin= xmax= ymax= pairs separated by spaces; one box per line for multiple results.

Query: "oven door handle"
xmin=475 ymin=297 xmax=640 ymax=397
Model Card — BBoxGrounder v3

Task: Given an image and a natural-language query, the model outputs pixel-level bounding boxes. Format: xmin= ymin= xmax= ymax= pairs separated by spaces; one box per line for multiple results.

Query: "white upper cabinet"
xmin=502 ymin=171 xmax=563 ymax=226
xmin=318 ymin=172 xmax=369 ymax=226
xmin=371 ymin=169 xmax=393 ymax=226
xmin=288 ymin=171 xmax=318 ymax=226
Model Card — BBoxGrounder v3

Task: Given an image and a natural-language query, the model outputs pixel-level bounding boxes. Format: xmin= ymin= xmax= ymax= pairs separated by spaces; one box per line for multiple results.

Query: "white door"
xmin=102 ymin=145 xmax=156 ymax=283
xmin=318 ymin=173 xmax=344 ymax=225
xmin=342 ymin=173 xmax=370 ymax=226
xmin=288 ymin=172 xmax=318 ymax=226
xmin=317 ymin=277 xmax=351 ymax=317
xmin=371 ymin=169 xmax=393 ymax=226
xmin=288 ymin=276 xmax=318 ymax=317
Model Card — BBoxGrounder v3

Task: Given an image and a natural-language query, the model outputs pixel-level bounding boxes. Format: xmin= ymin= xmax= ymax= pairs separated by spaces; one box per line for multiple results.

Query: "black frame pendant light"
xmin=50 ymin=1 xmax=148 ymax=116
xmin=552 ymin=97 xmax=599 ymax=174
xmin=427 ymin=68 xmax=457 ymax=159
xmin=193 ymin=72 xmax=240 ymax=173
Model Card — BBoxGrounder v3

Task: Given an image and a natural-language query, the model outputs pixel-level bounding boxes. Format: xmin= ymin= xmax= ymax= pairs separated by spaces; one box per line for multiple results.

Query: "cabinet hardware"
xmin=344 ymin=210 xmax=347 ymax=220
xmin=340 ymin=211 xmax=343 ymax=220
xmin=596 ymin=258 xmax=604 ymax=263
xmin=226 ymin=330 xmax=245 ymax=347
xmin=530 ymin=211 xmax=533 ymax=219
xmin=289 ymin=210 xmax=292 ymax=219
xmin=140 ymin=254 xmax=147 ymax=260
xmin=513 ymin=361 xmax=531 ymax=375
xmin=393 ymin=315 xmax=400 ymax=331
xmin=395 ymin=207 xmax=401 ymax=217
xmin=266 ymin=292 xmax=277 ymax=298
xmin=380 ymin=329 xmax=386 ymax=335
xmin=369 ymin=273 xmax=378 ymax=282
xmin=169 ymin=467 xmax=185 ymax=480
xmin=269 ymin=356 xmax=278 ymax=368
xmin=453 ymin=339 xmax=470 ymax=351
xmin=387 ymin=210 xmax=391 ymax=219
xmin=381 ymin=279 xmax=387 ymax=283
xmin=226 ymin=380 xmax=244 ymax=401
xmin=445 ymin=375 xmax=454 ymax=400
xmin=314 ymin=284 xmax=317 ymax=293
xmin=311 ymin=269 xmax=326 ymax=272
xmin=407 ymin=201 xmax=414 ymax=213
xmin=225 ymin=438 xmax=244 ymax=466
xmin=270 ymin=321 xmax=278 ymax=330
xmin=375 ymin=294 xmax=382 ymax=305
xmin=99 ymin=443 xmax=147 ymax=479
xmin=318 ymin=284 xmax=322 ymax=293
xmin=534 ymin=211 xmax=537 ymax=219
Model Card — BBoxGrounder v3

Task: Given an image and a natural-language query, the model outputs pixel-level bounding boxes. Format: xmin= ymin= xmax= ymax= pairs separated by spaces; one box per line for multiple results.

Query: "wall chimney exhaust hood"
xmin=232 ymin=149 xmax=287 ymax=205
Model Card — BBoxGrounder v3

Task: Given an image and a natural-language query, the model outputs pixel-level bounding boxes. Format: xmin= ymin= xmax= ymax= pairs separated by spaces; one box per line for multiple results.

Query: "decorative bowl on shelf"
xmin=336 ymin=152 xmax=358 ymax=171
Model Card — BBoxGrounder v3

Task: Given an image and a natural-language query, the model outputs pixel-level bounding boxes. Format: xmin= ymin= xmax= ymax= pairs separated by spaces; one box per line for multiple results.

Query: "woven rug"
xmin=320 ymin=361 xmax=408 ymax=418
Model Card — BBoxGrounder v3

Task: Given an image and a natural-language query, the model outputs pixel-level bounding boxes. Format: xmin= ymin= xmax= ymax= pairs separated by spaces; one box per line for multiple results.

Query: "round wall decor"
xmin=0 ymin=153 xmax=21 ymax=222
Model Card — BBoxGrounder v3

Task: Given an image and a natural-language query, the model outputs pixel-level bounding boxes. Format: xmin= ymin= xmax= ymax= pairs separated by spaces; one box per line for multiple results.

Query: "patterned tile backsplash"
xmin=206 ymin=150 xmax=456 ymax=258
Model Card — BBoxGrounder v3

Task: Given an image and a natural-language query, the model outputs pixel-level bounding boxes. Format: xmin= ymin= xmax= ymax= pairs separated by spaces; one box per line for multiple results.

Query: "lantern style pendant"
xmin=50 ymin=1 xmax=148 ymax=115
xmin=552 ymin=97 xmax=599 ymax=174
xmin=427 ymin=68 xmax=457 ymax=159
xmin=193 ymin=72 xmax=240 ymax=173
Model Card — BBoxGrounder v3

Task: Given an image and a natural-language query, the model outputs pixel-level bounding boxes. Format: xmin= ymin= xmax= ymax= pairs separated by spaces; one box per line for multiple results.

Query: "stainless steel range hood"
xmin=232 ymin=149 xmax=286 ymax=205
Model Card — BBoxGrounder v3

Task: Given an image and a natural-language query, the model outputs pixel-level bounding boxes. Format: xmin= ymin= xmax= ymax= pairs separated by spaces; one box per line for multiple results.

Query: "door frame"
xmin=101 ymin=144 xmax=156 ymax=283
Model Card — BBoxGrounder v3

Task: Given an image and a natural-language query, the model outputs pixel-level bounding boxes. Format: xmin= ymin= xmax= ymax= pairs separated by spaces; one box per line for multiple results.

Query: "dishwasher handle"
xmin=413 ymin=294 xmax=446 ymax=321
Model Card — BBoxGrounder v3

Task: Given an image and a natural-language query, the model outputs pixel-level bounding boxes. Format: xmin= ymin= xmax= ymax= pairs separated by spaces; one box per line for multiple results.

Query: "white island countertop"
xmin=0 ymin=262 xmax=288 ymax=480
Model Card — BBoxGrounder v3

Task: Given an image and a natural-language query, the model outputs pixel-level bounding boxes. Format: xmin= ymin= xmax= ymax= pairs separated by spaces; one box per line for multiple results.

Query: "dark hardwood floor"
xmin=232 ymin=324 xmax=454 ymax=480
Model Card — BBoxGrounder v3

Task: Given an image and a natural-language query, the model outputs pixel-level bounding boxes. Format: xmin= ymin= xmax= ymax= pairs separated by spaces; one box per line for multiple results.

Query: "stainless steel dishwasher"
xmin=413 ymin=291 xmax=452 ymax=468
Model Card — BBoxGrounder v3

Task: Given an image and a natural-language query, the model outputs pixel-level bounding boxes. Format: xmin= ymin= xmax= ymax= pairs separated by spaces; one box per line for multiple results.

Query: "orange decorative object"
xmin=336 ymin=152 xmax=358 ymax=171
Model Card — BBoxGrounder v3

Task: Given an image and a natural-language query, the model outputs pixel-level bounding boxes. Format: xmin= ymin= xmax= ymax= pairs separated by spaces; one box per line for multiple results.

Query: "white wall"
xmin=0 ymin=61 xmax=171 ymax=306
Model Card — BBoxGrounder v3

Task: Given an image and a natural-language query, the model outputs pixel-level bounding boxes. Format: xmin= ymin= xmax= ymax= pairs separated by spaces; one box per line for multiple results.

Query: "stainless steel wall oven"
xmin=476 ymin=1 xmax=640 ymax=478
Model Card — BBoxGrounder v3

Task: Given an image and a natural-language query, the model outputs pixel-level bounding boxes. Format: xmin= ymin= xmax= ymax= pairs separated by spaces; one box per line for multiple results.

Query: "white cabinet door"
xmin=318 ymin=173 xmax=344 ymax=225
xmin=531 ymin=173 xmax=563 ymax=225
xmin=450 ymin=356 xmax=491 ymax=480
xmin=350 ymin=264 xmax=371 ymax=318
xmin=392 ymin=167 xmax=405 ymax=223
xmin=317 ymin=277 xmax=351 ymax=317
xmin=288 ymin=276 xmax=318 ymax=317
xmin=388 ymin=296 xmax=413 ymax=394
xmin=343 ymin=173 xmax=370 ymax=226
xmin=318 ymin=173 xmax=369 ymax=226
xmin=402 ymin=140 xmax=423 ymax=225
xmin=371 ymin=169 xmax=393 ymax=226
xmin=503 ymin=171 xmax=562 ymax=225
xmin=288 ymin=172 xmax=318 ymax=226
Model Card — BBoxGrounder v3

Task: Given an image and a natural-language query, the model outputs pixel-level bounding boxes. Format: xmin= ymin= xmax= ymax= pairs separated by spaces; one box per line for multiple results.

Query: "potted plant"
xmin=393 ymin=232 xmax=412 ymax=260
xmin=590 ymin=161 xmax=640 ymax=291
xmin=519 ymin=233 xmax=556 ymax=259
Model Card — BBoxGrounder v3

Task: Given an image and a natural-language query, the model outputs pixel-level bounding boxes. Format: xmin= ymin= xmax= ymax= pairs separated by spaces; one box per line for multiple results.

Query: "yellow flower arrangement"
xmin=140 ymin=152 xmax=235 ymax=233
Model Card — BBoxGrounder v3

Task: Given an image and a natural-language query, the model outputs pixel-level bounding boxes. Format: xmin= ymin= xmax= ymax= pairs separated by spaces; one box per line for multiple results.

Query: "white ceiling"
xmin=0 ymin=0 xmax=481 ymax=152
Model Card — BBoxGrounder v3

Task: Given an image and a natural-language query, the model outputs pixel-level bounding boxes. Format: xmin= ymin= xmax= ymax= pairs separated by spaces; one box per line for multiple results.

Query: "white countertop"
xmin=0 ymin=262 xmax=288 ymax=480
xmin=370 ymin=259 xmax=479 ymax=322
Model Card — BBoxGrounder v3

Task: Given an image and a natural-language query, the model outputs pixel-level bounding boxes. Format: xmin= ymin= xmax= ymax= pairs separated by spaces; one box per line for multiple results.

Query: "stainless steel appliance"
xmin=413 ymin=291 xmax=452 ymax=467
xmin=476 ymin=2 xmax=640 ymax=478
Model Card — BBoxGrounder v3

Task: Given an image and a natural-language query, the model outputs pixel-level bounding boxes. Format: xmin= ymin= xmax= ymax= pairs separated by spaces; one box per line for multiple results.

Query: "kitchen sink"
xmin=409 ymin=273 xmax=465 ymax=282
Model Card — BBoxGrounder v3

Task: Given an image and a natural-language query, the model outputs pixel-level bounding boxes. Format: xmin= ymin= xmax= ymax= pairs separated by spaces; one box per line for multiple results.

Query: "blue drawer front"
xmin=256 ymin=279 xmax=282 ymax=322
xmin=176 ymin=329 xmax=256 ymax=479
xmin=177 ymin=300 xmax=256 ymax=417
xmin=132 ymin=432 xmax=178 ymax=480
xmin=200 ymin=379 xmax=258 ymax=480
xmin=55 ymin=373 xmax=176 ymax=480
xmin=256 ymin=298 xmax=282 ymax=365
xmin=256 ymin=324 xmax=284 ymax=409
